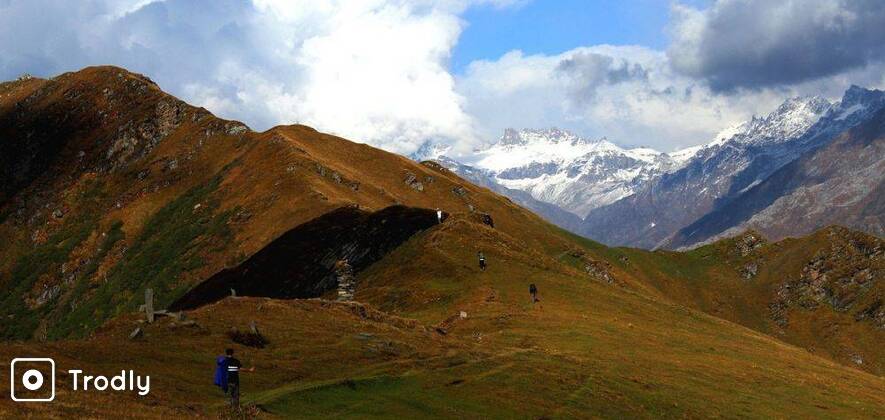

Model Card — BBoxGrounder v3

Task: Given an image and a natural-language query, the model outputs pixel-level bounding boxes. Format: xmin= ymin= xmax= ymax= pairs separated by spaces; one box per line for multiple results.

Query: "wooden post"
xmin=145 ymin=288 xmax=154 ymax=323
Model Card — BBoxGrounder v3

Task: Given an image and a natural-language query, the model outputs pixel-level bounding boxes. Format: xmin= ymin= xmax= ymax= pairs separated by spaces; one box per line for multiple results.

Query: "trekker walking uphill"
xmin=529 ymin=283 xmax=539 ymax=303
xmin=215 ymin=348 xmax=254 ymax=409
xmin=478 ymin=251 xmax=486 ymax=271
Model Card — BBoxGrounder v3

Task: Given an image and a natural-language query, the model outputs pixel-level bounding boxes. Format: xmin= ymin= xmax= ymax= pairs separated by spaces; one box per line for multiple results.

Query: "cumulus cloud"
xmin=456 ymin=45 xmax=792 ymax=152
xmin=556 ymin=52 xmax=649 ymax=103
xmin=668 ymin=0 xmax=885 ymax=92
xmin=1 ymin=0 xmax=884 ymax=156
xmin=0 ymin=0 xmax=518 ymax=154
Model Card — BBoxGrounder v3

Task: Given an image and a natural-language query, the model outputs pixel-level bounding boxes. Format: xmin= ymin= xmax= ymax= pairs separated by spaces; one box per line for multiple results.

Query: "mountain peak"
xmin=722 ymin=95 xmax=832 ymax=147
xmin=497 ymin=127 xmax=602 ymax=147
xmin=839 ymin=84 xmax=884 ymax=109
xmin=409 ymin=140 xmax=451 ymax=161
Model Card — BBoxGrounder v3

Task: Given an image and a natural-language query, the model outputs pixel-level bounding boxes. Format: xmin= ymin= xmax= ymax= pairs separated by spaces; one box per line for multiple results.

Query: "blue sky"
xmin=452 ymin=0 xmax=673 ymax=74
xmin=452 ymin=0 xmax=714 ymax=74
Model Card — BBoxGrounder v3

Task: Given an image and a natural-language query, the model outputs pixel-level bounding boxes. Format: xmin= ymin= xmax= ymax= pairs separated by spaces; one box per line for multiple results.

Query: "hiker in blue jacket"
xmin=215 ymin=348 xmax=254 ymax=408
xmin=214 ymin=353 xmax=229 ymax=392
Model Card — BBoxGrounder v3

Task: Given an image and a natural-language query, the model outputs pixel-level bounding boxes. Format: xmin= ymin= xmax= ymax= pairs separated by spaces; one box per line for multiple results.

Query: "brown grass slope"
xmin=0 ymin=65 xmax=556 ymax=341
xmin=0 ymin=67 xmax=882 ymax=417
xmin=588 ymin=228 xmax=884 ymax=376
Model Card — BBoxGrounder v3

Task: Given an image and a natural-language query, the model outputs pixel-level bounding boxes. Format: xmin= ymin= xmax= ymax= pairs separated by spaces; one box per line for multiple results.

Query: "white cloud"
xmin=456 ymin=45 xmax=789 ymax=152
xmin=0 ymin=0 xmax=499 ymax=155
xmin=1 ymin=0 xmax=883 ymax=157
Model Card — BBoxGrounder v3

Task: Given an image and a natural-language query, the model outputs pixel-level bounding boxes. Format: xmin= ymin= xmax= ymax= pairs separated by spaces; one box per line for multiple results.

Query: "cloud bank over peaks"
xmin=668 ymin=0 xmax=885 ymax=92
xmin=1 ymin=0 xmax=884 ymax=156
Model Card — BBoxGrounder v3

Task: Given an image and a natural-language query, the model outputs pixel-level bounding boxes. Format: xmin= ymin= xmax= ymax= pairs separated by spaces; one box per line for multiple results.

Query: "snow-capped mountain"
xmin=414 ymin=85 xmax=884 ymax=250
xmin=583 ymin=86 xmax=885 ymax=249
xmin=452 ymin=128 xmax=693 ymax=218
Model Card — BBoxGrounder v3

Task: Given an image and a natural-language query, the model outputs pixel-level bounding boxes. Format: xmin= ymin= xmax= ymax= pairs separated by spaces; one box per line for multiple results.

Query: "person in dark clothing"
xmin=478 ymin=251 xmax=486 ymax=271
xmin=222 ymin=348 xmax=254 ymax=409
xmin=529 ymin=283 xmax=539 ymax=303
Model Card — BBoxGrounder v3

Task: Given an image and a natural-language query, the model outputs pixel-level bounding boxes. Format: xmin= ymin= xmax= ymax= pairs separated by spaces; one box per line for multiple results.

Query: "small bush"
xmin=227 ymin=328 xmax=268 ymax=348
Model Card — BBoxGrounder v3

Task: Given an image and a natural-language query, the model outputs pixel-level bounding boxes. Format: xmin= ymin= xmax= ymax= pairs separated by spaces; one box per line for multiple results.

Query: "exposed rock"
xmin=163 ymin=158 xmax=178 ymax=172
xmin=35 ymin=284 xmax=62 ymax=307
xmin=403 ymin=171 xmax=424 ymax=192
xmin=452 ymin=186 xmax=468 ymax=197
xmin=335 ymin=259 xmax=356 ymax=302
xmin=585 ymin=259 xmax=615 ymax=284
xmin=226 ymin=123 xmax=249 ymax=135
xmin=735 ymin=232 xmax=766 ymax=257
xmin=568 ymin=248 xmax=617 ymax=285
xmin=769 ymin=231 xmax=883 ymax=327
xmin=854 ymin=299 xmax=884 ymax=330
xmin=741 ymin=262 xmax=759 ymax=280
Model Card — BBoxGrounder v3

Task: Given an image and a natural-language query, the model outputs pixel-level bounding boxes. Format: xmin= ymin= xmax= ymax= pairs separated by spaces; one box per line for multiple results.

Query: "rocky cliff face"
xmin=667 ymin=104 xmax=885 ymax=248
xmin=769 ymin=228 xmax=884 ymax=332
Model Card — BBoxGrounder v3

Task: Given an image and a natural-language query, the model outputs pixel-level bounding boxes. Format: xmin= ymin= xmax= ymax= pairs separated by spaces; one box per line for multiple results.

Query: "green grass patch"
xmin=53 ymin=175 xmax=235 ymax=338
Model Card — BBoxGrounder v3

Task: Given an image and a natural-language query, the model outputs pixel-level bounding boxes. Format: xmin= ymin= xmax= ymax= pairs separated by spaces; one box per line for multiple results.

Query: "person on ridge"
xmin=436 ymin=208 xmax=443 ymax=224
xmin=478 ymin=251 xmax=487 ymax=271
xmin=529 ymin=283 xmax=539 ymax=303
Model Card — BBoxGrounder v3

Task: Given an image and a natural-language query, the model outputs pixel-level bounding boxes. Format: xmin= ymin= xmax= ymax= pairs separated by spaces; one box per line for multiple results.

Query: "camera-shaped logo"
xmin=10 ymin=358 xmax=55 ymax=402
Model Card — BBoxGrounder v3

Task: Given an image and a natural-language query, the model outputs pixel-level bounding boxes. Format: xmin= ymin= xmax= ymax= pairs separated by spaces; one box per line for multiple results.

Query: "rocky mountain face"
xmin=419 ymin=128 xmax=693 ymax=222
xmin=423 ymin=88 xmax=883 ymax=250
xmin=581 ymin=87 xmax=885 ymax=249
xmin=667 ymin=103 xmax=885 ymax=248
xmin=426 ymin=155 xmax=583 ymax=232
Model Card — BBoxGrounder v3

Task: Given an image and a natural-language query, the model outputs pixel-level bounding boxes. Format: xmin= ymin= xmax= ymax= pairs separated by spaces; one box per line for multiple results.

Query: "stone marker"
xmin=145 ymin=289 xmax=154 ymax=323
xmin=335 ymin=259 xmax=356 ymax=302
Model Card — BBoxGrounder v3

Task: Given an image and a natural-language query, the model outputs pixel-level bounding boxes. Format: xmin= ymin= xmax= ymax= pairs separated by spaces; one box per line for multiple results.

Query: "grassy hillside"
xmin=1 ymin=221 xmax=883 ymax=418
xmin=0 ymin=67 xmax=882 ymax=418
xmin=556 ymin=228 xmax=884 ymax=376
xmin=0 ymin=66 xmax=556 ymax=341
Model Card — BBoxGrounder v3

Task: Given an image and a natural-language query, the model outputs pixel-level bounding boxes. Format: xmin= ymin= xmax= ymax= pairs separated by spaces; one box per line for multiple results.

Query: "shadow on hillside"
xmin=168 ymin=205 xmax=441 ymax=311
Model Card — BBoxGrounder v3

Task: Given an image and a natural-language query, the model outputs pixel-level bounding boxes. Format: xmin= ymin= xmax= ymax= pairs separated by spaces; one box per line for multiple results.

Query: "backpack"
xmin=214 ymin=355 xmax=229 ymax=392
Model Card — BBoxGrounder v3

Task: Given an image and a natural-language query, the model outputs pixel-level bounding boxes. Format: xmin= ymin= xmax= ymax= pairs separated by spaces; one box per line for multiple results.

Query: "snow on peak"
xmin=736 ymin=96 xmax=831 ymax=146
xmin=409 ymin=140 xmax=451 ymax=161
xmin=829 ymin=85 xmax=884 ymax=122
xmin=475 ymin=128 xmax=621 ymax=173
xmin=461 ymin=128 xmax=690 ymax=217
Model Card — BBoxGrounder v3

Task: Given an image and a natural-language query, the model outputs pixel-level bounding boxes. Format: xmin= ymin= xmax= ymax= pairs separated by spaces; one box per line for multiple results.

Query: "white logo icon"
xmin=10 ymin=358 xmax=55 ymax=402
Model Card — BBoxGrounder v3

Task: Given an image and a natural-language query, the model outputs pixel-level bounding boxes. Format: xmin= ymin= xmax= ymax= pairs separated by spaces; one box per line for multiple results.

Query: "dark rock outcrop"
xmin=169 ymin=205 xmax=439 ymax=310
